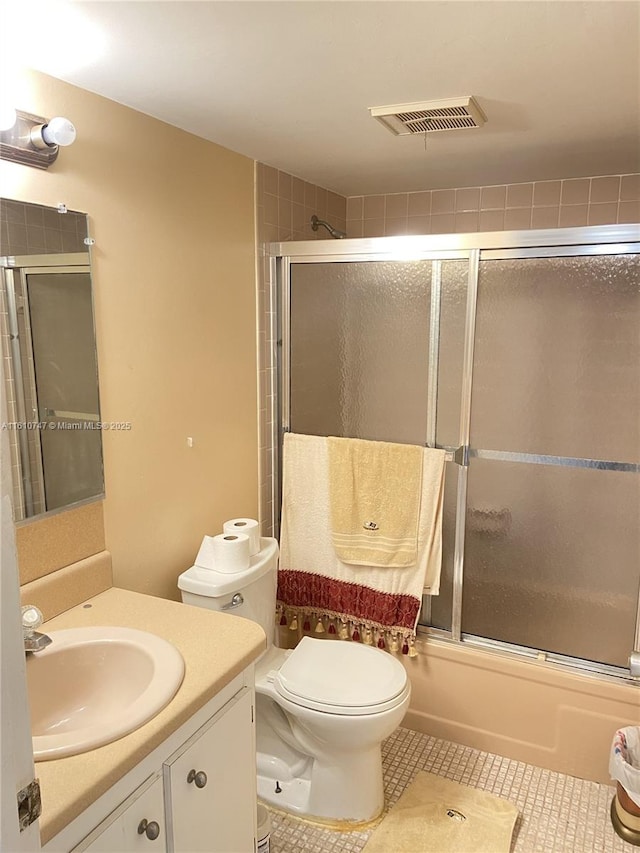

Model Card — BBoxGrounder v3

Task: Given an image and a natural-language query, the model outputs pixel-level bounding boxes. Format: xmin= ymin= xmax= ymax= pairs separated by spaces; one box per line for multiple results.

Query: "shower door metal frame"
xmin=272 ymin=223 xmax=640 ymax=682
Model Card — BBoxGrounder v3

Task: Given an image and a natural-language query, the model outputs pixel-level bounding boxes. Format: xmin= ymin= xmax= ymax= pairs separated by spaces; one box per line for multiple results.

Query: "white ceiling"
xmin=11 ymin=0 xmax=640 ymax=196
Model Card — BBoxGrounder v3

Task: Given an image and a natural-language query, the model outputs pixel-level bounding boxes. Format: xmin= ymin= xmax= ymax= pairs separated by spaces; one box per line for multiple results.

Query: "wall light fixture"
xmin=0 ymin=110 xmax=77 ymax=169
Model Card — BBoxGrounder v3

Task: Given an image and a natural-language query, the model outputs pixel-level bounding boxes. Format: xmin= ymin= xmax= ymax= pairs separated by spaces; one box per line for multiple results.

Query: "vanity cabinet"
xmin=74 ymin=776 xmax=166 ymax=852
xmin=68 ymin=684 xmax=256 ymax=853
xmin=164 ymin=690 xmax=255 ymax=853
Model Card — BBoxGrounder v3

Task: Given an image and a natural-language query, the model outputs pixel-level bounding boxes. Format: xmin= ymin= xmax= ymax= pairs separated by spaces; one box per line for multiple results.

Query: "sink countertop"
xmin=34 ymin=587 xmax=266 ymax=844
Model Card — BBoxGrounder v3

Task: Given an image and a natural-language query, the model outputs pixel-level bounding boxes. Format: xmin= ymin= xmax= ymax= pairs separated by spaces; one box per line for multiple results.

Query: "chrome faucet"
xmin=22 ymin=605 xmax=52 ymax=653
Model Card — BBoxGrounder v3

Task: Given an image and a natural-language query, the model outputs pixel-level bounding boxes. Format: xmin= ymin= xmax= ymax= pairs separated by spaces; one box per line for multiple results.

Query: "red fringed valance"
xmin=277 ymin=569 xmax=419 ymax=631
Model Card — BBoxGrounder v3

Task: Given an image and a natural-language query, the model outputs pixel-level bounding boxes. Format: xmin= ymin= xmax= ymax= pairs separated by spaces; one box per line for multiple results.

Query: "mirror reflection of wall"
xmin=0 ymin=198 xmax=104 ymax=521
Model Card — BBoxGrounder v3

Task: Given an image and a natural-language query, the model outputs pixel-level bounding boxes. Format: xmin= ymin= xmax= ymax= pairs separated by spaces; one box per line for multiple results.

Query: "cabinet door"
xmin=164 ymin=690 xmax=256 ymax=853
xmin=74 ymin=775 xmax=166 ymax=852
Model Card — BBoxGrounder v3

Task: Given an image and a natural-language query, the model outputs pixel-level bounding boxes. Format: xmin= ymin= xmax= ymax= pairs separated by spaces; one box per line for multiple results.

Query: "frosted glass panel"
xmin=472 ymin=254 xmax=640 ymax=461
xmin=436 ymin=261 xmax=468 ymax=447
xmin=462 ymin=458 xmax=640 ymax=667
xmin=290 ymin=261 xmax=432 ymax=444
xmin=27 ymin=272 xmax=103 ymax=511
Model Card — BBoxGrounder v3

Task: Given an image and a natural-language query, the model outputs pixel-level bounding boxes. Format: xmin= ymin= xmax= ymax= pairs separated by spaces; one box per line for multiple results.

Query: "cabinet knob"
xmin=137 ymin=819 xmax=160 ymax=841
xmin=187 ymin=769 xmax=208 ymax=789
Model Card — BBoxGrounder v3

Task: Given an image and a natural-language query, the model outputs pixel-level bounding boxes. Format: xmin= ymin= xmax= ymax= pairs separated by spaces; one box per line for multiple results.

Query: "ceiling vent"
xmin=369 ymin=96 xmax=486 ymax=136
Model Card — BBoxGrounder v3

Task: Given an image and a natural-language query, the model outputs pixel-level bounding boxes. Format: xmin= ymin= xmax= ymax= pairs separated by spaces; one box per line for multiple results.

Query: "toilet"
xmin=178 ymin=537 xmax=411 ymax=824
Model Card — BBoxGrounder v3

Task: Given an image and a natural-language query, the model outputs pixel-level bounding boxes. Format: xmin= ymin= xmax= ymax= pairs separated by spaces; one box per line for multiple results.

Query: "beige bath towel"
xmin=278 ymin=434 xmax=445 ymax=651
xmin=362 ymin=772 xmax=518 ymax=853
xmin=328 ymin=437 xmax=424 ymax=567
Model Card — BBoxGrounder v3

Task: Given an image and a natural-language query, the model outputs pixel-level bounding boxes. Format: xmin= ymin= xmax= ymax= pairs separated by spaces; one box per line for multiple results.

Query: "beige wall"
xmin=2 ymin=70 xmax=258 ymax=600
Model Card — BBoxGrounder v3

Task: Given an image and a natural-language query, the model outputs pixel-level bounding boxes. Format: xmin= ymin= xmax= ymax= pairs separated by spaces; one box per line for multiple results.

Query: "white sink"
xmin=27 ymin=626 xmax=185 ymax=761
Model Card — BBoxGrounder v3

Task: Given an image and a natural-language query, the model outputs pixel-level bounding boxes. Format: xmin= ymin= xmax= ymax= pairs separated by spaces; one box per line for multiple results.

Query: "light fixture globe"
xmin=30 ymin=116 xmax=76 ymax=149
xmin=43 ymin=117 xmax=76 ymax=146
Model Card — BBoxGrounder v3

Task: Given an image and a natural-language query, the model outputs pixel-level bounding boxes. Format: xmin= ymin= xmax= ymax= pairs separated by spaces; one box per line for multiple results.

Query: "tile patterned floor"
xmin=268 ymin=726 xmax=634 ymax=852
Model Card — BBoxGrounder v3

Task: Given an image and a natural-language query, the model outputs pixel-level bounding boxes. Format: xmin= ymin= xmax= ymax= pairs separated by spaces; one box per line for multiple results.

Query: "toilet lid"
xmin=275 ymin=636 xmax=408 ymax=713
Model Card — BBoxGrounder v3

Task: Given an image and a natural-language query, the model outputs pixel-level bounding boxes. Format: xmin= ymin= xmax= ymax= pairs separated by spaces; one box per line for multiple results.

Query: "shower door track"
xmin=426 ymin=630 xmax=634 ymax=683
xmin=272 ymin=223 xmax=640 ymax=683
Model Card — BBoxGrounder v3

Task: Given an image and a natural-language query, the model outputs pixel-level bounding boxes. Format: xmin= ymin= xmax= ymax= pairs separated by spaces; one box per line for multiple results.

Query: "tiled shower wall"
xmin=256 ymin=163 xmax=347 ymax=246
xmin=255 ymin=169 xmax=639 ymax=534
xmin=255 ymin=163 xmax=347 ymax=533
xmin=0 ymin=198 xmax=88 ymax=255
xmin=346 ymin=174 xmax=640 ymax=237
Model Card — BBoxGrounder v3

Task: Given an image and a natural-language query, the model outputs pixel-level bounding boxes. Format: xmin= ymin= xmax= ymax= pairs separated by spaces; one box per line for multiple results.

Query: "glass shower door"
xmin=287 ymin=256 xmax=473 ymax=630
xmin=279 ymin=235 xmax=639 ymax=675
xmin=462 ymin=252 xmax=640 ymax=667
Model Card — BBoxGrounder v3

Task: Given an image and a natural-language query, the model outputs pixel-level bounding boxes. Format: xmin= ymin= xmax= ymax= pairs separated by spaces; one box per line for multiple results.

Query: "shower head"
xmin=311 ymin=215 xmax=346 ymax=239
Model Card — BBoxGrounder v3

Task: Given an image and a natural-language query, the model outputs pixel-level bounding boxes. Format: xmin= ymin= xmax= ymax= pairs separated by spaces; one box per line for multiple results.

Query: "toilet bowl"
xmin=255 ymin=636 xmax=410 ymax=822
xmin=178 ymin=537 xmax=411 ymax=823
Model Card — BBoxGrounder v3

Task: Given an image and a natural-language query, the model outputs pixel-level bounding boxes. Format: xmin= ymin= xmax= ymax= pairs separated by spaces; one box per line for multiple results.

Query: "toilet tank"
xmin=178 ymin=538 xmax=278 ymax=647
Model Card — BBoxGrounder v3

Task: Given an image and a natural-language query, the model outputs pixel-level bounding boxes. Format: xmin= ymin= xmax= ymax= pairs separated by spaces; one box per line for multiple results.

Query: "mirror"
xmin=0 ymin=198 xmax=104 ymax=521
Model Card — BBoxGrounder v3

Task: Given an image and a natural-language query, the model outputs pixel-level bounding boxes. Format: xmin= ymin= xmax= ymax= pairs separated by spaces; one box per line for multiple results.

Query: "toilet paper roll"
xmin=211 ymin=532 xmax=251 ymax=574
xmin=194 ymin=535 xmax=218 ymax=571
xmin=223 ymin=518 xmax=260 ymax=556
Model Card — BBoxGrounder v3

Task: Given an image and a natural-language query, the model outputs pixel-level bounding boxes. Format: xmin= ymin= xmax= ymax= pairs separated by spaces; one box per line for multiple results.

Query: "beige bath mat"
xmin=363 ymin=771 xmax=518 ymax=853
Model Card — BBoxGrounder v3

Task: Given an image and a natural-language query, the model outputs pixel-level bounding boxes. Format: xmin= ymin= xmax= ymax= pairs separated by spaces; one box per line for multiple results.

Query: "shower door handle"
xmin=440 ymin=445 xmax=468 ymax=466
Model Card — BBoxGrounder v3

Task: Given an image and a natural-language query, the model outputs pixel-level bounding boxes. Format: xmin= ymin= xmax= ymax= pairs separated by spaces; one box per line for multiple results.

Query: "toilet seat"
xmin=274 ymin=636 xmax=409 ymax=716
